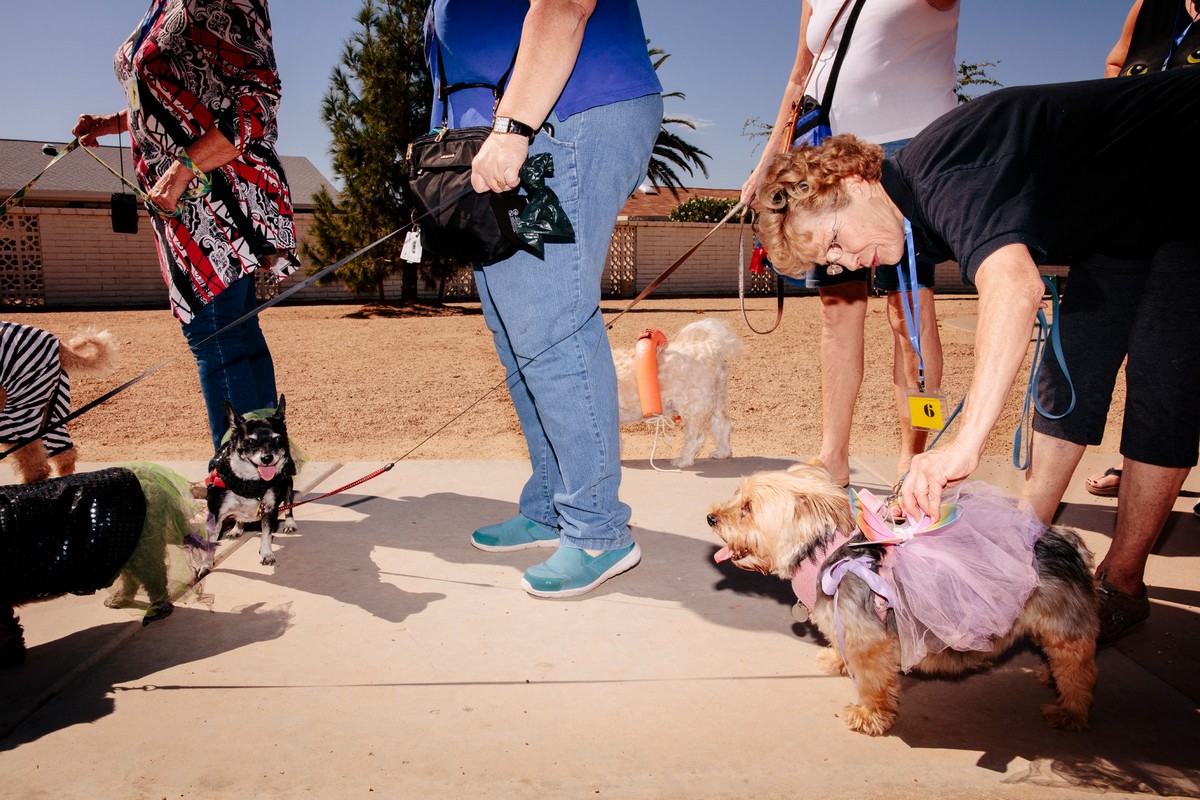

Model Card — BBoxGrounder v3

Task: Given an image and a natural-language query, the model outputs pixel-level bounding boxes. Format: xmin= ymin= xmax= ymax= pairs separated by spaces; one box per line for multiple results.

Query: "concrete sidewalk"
xmin=1 ymin=454 xmax=1197 ymax=799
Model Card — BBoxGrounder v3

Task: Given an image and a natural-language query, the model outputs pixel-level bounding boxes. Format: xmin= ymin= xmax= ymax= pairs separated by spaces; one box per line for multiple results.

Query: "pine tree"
xmin=303 ymin=0 xmax=432 ymax=303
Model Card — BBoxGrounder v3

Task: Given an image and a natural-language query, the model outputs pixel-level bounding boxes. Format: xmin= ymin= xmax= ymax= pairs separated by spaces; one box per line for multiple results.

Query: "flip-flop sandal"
xmin=806 ymin=456 xmax=849 ymax=488
xmin=1086 ymin=467 xmax=1122 ymax=497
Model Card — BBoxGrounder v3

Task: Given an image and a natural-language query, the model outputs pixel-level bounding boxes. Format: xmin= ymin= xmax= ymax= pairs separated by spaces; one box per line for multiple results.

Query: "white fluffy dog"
xmin=613 ymin=317 xmax=745 ymax=467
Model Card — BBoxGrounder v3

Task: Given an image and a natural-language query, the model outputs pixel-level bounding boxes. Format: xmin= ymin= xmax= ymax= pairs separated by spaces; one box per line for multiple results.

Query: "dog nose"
xmin=706 ymin=514 xmax=718 ymax=527
xmin=261 ymin=454 xmax=274 ymax=464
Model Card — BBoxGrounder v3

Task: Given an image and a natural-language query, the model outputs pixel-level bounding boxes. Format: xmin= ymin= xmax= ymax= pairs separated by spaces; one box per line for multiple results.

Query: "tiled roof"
xmin=618 ymin=185 xmax=742 ymax=220
xmin=0 ymin=138 xmax=336 ymax=210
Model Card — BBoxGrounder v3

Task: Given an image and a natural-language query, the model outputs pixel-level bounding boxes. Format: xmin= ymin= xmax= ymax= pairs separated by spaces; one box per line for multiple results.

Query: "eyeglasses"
xmin=824 ymin=212 xmax=844 ymax=274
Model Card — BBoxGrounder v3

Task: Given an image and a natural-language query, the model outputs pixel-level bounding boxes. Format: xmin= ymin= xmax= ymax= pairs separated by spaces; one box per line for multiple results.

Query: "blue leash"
xmin=1012 ymin=276 xmax=1076 ymax=469
xmin=911 ymin=278 xmax=1074 ymax=471
xmin=898 ymin=219 xmax=926 ymax=390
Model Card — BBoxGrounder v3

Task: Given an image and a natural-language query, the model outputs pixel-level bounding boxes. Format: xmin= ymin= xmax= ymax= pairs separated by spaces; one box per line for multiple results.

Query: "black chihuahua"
xmin=203 ymin=396 xmax=297 ymax=570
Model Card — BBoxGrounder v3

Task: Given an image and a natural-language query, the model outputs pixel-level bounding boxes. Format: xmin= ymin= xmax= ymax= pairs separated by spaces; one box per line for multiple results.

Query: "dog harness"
xmin=790 ymin=528 xmax=893 ymax=624
xmin=205 ymin=462 xmax=271 ymax=500
xmin=0 ymin=467 xmax=146 ymax=599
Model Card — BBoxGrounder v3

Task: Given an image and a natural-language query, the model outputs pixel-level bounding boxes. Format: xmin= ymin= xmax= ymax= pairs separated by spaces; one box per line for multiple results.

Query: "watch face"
xmin=492 ymin=116 xmax=533 ymax=141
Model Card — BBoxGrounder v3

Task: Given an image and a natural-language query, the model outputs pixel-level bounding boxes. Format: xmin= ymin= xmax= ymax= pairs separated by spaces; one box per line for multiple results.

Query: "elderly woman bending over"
xmin=754 ymin=69 xmax=1199 ymax=550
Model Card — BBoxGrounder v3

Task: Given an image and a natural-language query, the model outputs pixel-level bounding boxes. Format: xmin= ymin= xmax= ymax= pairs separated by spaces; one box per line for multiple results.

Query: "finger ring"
xmin=498 ymin=181 xmax=509 ymax=190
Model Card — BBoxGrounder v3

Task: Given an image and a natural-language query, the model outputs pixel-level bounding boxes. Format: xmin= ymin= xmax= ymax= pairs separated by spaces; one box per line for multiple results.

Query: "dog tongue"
xmin=714 ymin=546 xmax=733 ymax=563
xmin=257 ymin=464 xmax=277 ymax=481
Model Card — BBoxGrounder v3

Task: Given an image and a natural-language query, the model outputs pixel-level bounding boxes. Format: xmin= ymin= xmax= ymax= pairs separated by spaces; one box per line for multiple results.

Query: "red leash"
xmin=279 ymin=462 xmax=394 ymax=512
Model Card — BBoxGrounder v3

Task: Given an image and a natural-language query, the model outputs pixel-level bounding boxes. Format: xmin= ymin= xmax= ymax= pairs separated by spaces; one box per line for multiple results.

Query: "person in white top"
xmin=742 ymin=0 xmax=959 ymax=503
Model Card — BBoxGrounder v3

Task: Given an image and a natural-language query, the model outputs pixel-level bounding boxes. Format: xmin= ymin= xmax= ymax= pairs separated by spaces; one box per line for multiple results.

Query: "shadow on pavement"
xmin=1 ymin=603 xmax=291 ymax=750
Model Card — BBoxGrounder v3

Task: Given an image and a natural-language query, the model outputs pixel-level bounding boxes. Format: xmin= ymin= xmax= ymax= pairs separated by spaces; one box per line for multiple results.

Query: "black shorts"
xmin=1034 ymin=243 xmax=1200 ymax=468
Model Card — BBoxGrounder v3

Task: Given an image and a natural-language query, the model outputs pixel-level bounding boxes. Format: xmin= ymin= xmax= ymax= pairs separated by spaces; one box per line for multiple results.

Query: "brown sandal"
xmin=1085 ymin=467 xmax=1121 ymax=497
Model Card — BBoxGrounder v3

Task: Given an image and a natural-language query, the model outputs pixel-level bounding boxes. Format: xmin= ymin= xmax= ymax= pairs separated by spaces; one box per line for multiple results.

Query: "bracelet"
xmin=177 ymin=152 xmax=212 ymax=199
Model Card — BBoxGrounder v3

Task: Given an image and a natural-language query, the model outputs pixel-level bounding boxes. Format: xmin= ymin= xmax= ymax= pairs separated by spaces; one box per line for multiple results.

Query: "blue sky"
xmin=2 ymin=1 xmax=1134 ymax=190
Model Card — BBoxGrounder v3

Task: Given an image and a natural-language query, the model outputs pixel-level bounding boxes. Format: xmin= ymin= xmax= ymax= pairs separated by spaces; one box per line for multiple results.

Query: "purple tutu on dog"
xmin=859 ymin=482 xmax=1042 ymax=671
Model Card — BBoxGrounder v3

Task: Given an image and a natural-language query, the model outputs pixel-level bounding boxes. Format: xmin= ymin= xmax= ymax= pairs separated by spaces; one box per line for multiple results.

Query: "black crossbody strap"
xmin=433 ymin=22 xmax=520 ymax=127
xmin=817 ymin=0 xmax=868 ymax=113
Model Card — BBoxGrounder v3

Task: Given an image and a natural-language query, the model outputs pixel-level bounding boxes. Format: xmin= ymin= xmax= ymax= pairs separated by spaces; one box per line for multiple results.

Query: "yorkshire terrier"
xmin=706 ymin=463 xmax=1099 ymax=736
xmin=612 ymin=317 xmax=744 ymax=467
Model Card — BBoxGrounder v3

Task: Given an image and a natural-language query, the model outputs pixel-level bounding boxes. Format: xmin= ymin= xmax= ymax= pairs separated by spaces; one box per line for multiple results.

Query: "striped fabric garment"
xmin=0 ymin=322 xmax=72 ymax=455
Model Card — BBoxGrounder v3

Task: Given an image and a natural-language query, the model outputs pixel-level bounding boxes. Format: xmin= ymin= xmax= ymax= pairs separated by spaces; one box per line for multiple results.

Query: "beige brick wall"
xmin=38 ymin=207 xmax=164 ymax=307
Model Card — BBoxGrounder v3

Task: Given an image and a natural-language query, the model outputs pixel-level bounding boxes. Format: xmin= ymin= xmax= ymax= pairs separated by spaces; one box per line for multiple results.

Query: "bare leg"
xmin=816 ymin=282 xmax=868 ymax=486
xmin=887 ymin=287 xmax=942 ymax=478
xmin=1097 ymin=457 xmax=1189 ymax=595
xmin=1019 ymin=431 xmax=1086 ymax=524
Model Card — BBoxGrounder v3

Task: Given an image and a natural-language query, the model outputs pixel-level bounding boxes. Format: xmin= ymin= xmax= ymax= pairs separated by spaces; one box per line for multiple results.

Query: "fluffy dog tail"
xmin=58 ymin=328 xmax=118 ymax=379
xmin=671 ymin=318 xmax=745 ymax=366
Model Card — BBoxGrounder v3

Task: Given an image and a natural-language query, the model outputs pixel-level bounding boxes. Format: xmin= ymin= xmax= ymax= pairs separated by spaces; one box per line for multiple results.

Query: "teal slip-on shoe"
xmin=521 ymin=542 xmax=642 ymax=598
xmin=470 ymin=514 xmax=559 ymax=553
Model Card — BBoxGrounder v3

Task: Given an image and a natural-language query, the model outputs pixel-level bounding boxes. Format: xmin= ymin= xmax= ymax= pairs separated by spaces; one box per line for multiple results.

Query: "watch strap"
xmin=493 ymin=116 xmax=537 ymax=143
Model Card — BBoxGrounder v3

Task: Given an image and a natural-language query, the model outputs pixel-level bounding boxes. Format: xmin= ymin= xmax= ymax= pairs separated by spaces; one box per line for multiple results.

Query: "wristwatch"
xmin=492 ymin=116 xmax=537 ymax=143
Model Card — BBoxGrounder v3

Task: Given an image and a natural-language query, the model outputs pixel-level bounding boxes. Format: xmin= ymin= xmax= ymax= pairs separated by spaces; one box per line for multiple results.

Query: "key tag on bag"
xmin=906 ymin=388 xmax=947 ymax=432
xmin=401 ymin=229 xmax=423 ymax=263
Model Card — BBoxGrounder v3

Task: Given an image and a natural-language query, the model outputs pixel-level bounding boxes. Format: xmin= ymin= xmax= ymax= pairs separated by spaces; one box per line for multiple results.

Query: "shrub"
xmin=669 ymin=196 xmax=738 ymax=223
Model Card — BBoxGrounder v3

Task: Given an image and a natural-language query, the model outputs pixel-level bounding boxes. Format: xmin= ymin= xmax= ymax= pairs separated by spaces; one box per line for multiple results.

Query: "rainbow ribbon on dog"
xmin=849 ymin=487 xmax=960 ymax=546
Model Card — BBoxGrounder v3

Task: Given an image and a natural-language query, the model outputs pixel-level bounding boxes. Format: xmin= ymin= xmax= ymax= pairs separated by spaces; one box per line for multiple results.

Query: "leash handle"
xmin=736 ymin=207 xmax=786 ymax=335
xmin=1012 ymin=276 xmax=1076 ymax=470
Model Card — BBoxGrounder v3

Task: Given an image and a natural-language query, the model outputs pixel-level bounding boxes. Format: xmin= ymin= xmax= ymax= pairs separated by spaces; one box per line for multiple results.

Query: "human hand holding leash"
xmin=901 ymin=438 xmax=976 ymax=520
xmin=72 ymin=111 xmax=125 ymax=146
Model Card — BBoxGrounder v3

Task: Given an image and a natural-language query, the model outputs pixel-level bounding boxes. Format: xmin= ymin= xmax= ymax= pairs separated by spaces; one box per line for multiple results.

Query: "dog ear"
xmin=223 ymin=400 xmax=243 ymax=432
xmin=275 ymin=394 xmax=286 ymax=422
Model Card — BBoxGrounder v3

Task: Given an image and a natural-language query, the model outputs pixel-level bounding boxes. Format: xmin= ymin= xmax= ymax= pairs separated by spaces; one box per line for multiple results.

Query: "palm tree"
xmin=646 ymin=44 xmax=711 ymax=194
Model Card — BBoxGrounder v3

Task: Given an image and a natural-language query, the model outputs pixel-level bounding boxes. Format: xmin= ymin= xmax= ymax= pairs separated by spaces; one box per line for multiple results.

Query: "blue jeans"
xmin=180 ymin=274 xmax=278 ymax=453
xmin=474 ymin=93 xmax=662 ymax=551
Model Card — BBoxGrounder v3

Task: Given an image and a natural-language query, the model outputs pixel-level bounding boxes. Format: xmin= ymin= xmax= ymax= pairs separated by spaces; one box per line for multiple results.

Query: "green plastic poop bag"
xmin=513 ymin=153 xmax=575 ymax=257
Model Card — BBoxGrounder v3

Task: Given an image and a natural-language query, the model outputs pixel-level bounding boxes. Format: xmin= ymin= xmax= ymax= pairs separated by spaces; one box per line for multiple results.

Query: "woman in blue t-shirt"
xmin=427 ymin=0 xmax=662 ymax=598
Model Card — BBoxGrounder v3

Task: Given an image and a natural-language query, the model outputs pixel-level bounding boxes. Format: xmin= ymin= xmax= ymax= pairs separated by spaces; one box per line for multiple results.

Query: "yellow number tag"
xmin=907 ymin=390 xmax=946 ymax=432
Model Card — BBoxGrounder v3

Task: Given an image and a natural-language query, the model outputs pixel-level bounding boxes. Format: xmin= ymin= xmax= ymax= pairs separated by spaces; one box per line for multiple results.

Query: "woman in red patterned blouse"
xmin=73 ymin=0 xmax=297 ymax=455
